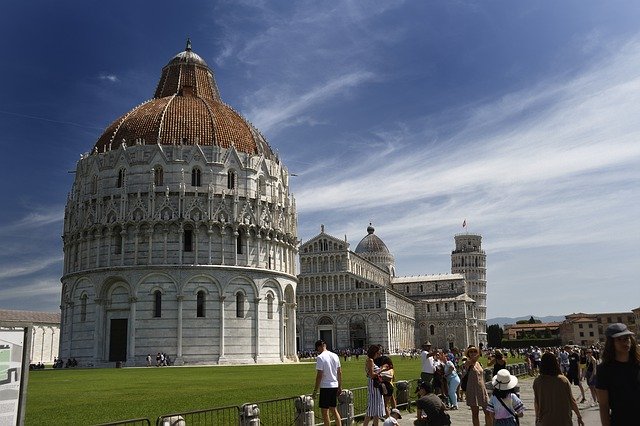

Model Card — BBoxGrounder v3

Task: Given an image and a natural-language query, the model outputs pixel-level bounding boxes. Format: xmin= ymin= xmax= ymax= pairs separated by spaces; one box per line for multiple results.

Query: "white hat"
xmin=491 ymin=369 xmax=518 ymax=391
xmin=390 ymin=408 xmax=402 ymax=419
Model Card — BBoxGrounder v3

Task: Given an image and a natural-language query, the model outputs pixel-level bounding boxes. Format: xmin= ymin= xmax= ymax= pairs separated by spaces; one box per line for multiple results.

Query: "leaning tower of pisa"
xmin=451 ymin=233 xmax=487 ymax=346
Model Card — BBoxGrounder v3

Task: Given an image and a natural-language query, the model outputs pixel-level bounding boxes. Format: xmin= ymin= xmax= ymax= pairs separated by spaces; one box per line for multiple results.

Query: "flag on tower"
xmin=462 ymin=219 xmax=466 ymax=228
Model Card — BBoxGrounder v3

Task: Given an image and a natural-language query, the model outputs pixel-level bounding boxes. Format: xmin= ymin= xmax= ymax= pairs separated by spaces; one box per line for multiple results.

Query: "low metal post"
xmin=240 ymin=403 xmax=260 ymax=426
xmin=295 ymin=395 xmax=314 ymax=426
xmin=337 ymin=389 xmax=354 ymax=425
xmin=396 ymin=380 xmax=409 ymax=410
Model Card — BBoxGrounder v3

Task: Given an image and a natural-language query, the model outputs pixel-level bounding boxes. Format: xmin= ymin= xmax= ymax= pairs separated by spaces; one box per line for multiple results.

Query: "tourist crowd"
xmin=310 ymin=322 xmax=639 ymax=426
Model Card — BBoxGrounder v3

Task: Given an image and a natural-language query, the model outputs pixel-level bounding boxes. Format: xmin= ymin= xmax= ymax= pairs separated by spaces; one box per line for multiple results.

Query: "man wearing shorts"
xmin=313 ymin=340 xmax=342 ymax=426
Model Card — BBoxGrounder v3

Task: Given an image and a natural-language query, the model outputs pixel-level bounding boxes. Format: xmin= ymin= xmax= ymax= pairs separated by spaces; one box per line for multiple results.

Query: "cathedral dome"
xmin=355 ymin=224 xmax=391 ymax=255
xmin=94 ymin=40 xmax=274 ymax=159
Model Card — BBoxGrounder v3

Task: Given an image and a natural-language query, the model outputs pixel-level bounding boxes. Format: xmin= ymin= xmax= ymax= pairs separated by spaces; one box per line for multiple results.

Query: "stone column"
xmin=176 ymin=295 xmax=184 ymax=365
xmin=279 ymin=301 xmax=286 ymax=361
xmin=253 ymin=297 xmax=261 ymax=362
xmin=133 ymin=228 xmax=139 ymax=265
xmin=233 ymin=229 xmax=239 ymax=266
xmin=256 ymin=233 xmax=262 ymax=267
xmin=218 ymin=295 xmax=226 ymax=362
xmin=290 ymin=302 xmax=298 ymax=361
xmin=207 ymin=226 xmax=213 ymax=264
xmin=93 ymin=298 xmax=104 ymax=364
xmin=178 ymin=224 xmax=184 ymax=265
xmin=66 ymin=301 xmax=74 ymax=358
xmin=147 ymin=229 xmax=153 ymax=265
xmin=163 ymin=227 xmax=168 ymax=264
xmin=127 ymin=297 xmax=137 ymax=365
xmin=120 ymin=229 xmax=126 ymax=266
xmin=220 ymin=228 xmax=226 ymax=265
xmin=95 ymin=234 xmax=101 ymax=268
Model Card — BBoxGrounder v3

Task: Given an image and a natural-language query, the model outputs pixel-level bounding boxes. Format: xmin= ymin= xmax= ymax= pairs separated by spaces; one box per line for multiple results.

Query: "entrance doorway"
xmin=319 ymin=330 xmax=333 ymax=350
xmin=109 ymin=319 xmax=128 ymax=362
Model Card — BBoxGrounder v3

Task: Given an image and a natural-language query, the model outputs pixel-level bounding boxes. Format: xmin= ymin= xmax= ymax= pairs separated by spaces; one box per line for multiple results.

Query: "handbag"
xmin=496 ymin=395 xmax=520 ymax=426
xmin=460 ymin=372 xmax=469 ymax=391
xmin=380 ymin=369 xmax=394 ymax=381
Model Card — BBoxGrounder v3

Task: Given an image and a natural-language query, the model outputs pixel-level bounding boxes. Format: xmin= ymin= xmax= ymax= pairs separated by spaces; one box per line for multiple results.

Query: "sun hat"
xmin=492 ymin=369 xmax=518 ymax=391
xmin=465 ymin=346 xmax=479 ymax=357
xmin=390 ymin=408 xmax=402 ymax=419
xmin=605 ymin=323 xmax=635 ymax=339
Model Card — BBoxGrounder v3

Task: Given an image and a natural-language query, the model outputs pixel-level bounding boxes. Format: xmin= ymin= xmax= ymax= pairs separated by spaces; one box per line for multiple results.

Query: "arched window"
xmin=236 ymin=292 xmax=245 ymax=318
xmin=117 ymin=168 xmax=126 ymax=188
xmin=227 ymin=170 xmax=236 ymax=189
xmin=258 ymin=176 xmax=266 ymax=195
xmin=266 ymin=293 xmax=274 ymax=319
xmin=80 ymin=294 xmax=87 ymax=322
xmin=236 ymin=232 xmax=243 ymax=254
xmin=197 ymin=291 xmax=206 ymax=318
xmin=191 ymin=167 xmax=201 ymax=187
xmin=430 ymin=325 xmax=435 ymax=335
xmin=419 ymin=285 xmax=423 ymax=293
xmin=427 ymin=304 xmax=431 ymax=313
xmin=184 ymin=228 xmax=193 ymax=252
xmin=114 ymin=231 xmax=122 ymax=255
xmin=154 ymin=166 xmax=163 ymax=186
xmin=154 ymin=290 xmax=162 ymax=318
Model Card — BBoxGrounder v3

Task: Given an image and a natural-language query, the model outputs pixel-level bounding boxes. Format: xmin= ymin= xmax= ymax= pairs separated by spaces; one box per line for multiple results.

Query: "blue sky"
xmin=1 ymin=1 xmax=639 ymax=318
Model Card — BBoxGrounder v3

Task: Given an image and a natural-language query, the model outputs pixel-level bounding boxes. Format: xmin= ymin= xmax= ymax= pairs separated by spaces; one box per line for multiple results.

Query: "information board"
xmin=0 ymin=328 xmax=30 ymax=426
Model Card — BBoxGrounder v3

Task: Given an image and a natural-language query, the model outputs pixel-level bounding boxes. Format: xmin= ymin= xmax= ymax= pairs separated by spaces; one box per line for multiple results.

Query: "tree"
xmin=528 ymin=316 xmax=541 ymax=324
xmin=487 ymin=324 xmax=503 ymax=348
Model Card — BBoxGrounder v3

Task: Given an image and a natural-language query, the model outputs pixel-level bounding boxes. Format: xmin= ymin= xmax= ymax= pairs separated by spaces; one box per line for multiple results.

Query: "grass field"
xmin=25 ymin=355 xmax=517 ymax=425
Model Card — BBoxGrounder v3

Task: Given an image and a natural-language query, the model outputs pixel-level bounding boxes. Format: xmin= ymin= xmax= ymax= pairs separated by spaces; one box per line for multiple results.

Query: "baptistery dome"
xmin=60 ymin=41 xmax=298 ymax=367
xmin=94 ymin=40 xmax=273 ymax=159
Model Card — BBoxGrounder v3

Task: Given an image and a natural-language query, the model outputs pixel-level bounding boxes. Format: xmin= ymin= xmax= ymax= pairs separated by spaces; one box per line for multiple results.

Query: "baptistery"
xmin=60 ymin=41 xmax=298 ymax=366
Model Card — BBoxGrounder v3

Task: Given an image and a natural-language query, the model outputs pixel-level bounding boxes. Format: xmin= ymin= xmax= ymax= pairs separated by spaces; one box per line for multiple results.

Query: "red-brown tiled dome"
xmin=94 ymin=40 xmax=274 ymax=159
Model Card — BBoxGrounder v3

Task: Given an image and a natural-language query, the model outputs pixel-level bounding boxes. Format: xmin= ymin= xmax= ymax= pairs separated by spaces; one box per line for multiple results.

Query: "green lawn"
xmin=25 ymin=355 xmax=519 ymax=425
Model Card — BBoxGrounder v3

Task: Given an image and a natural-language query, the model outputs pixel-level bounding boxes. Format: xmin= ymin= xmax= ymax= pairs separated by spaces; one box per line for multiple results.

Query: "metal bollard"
xmin=240 ymin=403 xmax=260 ymax=426
xmin=395 ymin=380 xmax=409 ymax=410
xmin=337 ymin=389 xmax=354 ymax=426
xmin=160 ymin=415 xmax=185 ymax=426
xmin=295 ymin=395 xmax=315 ymax=426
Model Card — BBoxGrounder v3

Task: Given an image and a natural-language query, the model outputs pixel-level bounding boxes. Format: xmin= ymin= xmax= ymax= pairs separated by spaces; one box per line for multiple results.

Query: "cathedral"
xmin=59 ymin=41 xmax=298 ymax=366
xmin=59 ymin=42 xmax=487 ymax=366
xmin=296 ymin=225 xmax=486 ymax=352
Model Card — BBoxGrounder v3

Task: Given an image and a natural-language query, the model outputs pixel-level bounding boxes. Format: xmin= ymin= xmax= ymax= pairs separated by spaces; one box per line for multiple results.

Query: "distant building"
xmin=0 ymin=309 xmax=60 ymax=363
xmin=503 ymin=322 xmax=562 ymax=342
xmin=296 ymin=225 xmax=481 ymax=352
xmin=561 ymin=311 xmax=638 ymax=346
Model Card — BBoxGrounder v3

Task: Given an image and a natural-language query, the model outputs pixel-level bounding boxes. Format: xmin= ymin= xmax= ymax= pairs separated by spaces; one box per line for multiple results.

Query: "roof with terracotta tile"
xmin=94 ymin=40 xmax=274 ymax=159
xmin=0 ymin=309 xmax=60 ymax=325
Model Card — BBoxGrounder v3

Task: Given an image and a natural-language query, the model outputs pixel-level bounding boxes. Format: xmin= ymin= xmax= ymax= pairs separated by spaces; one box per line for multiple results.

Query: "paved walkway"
xmin=390 ymin=377 xmax=601 ymax=426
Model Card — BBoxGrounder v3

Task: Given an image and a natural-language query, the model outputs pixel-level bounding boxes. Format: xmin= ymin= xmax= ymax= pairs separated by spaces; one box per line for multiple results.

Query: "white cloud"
xmin=0 ymin=210 xmax=63 ymax=236
xmin=0 ymin=256 xmax=62 ymax=280
xmin=98 ymin=74 xmax=119 ymax=83
xmin=247 ymin=71 xmax=376 ymax=133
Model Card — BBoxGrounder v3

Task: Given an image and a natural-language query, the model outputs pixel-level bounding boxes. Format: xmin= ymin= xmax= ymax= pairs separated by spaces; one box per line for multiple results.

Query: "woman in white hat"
xmin=486 ymin=369 xmax=524 ymax=425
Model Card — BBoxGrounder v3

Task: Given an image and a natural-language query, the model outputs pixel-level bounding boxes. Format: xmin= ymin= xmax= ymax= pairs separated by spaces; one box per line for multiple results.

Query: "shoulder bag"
xmin=496 ymin=395 xmax=520 ymax=426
